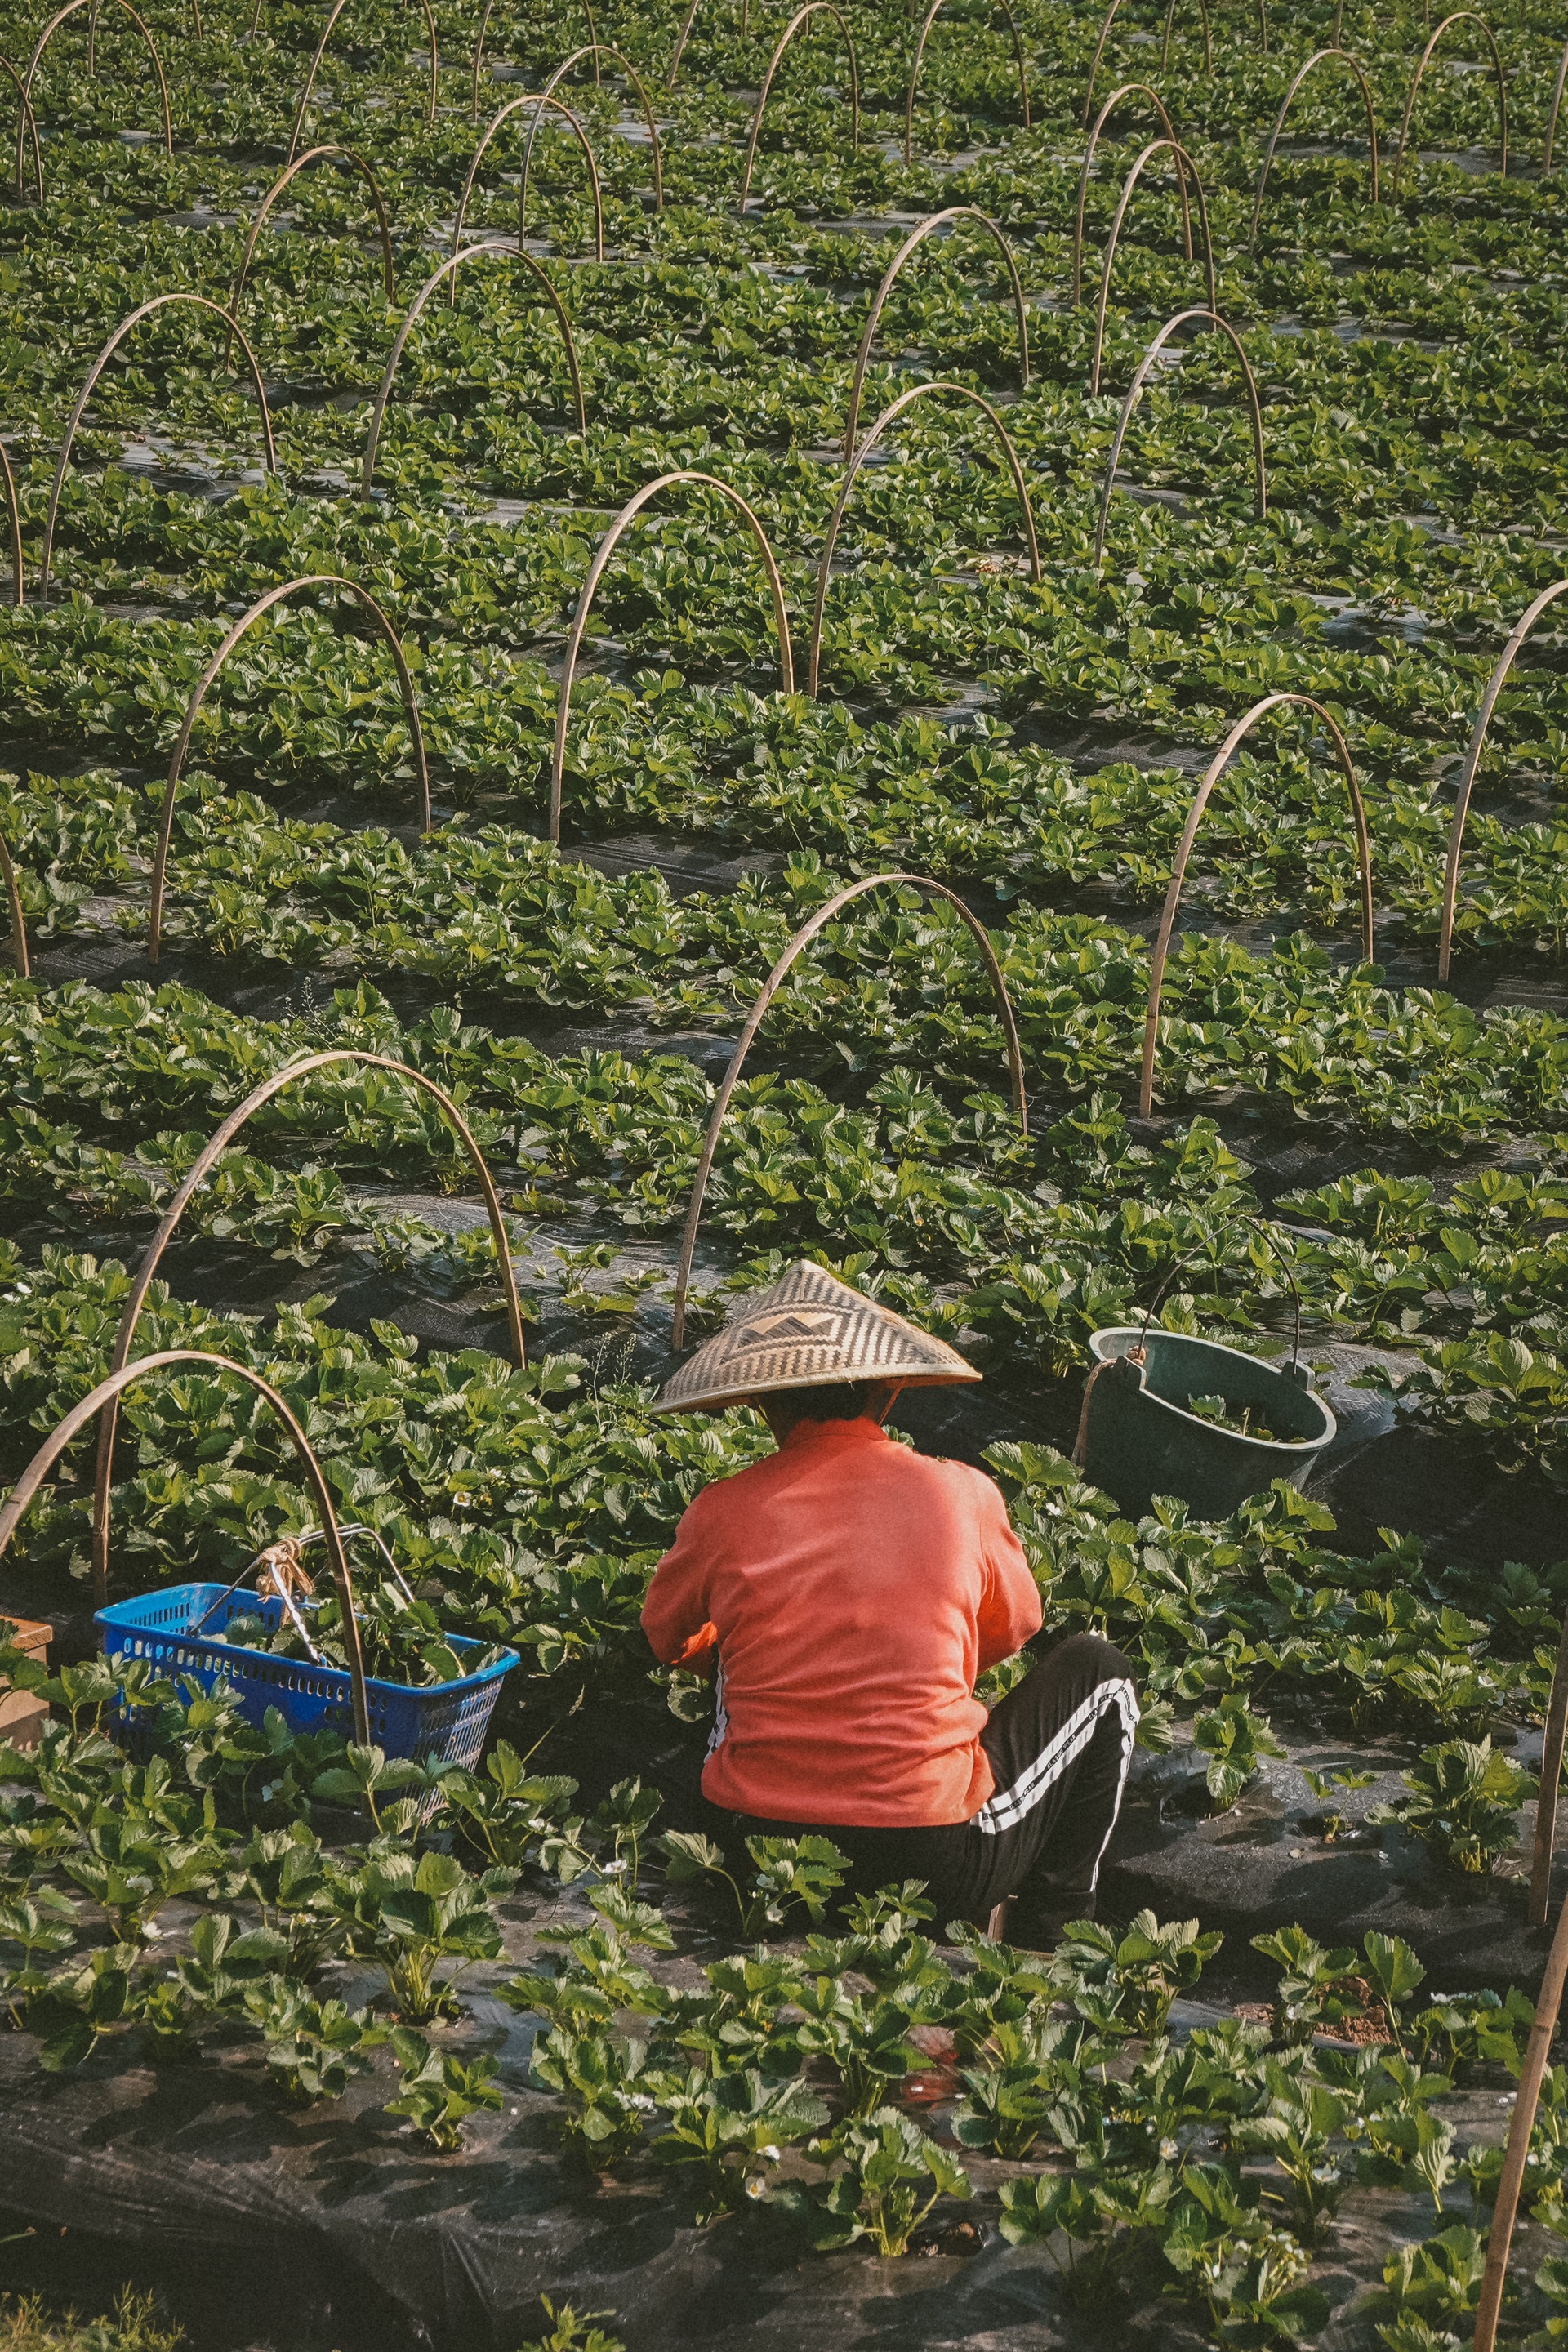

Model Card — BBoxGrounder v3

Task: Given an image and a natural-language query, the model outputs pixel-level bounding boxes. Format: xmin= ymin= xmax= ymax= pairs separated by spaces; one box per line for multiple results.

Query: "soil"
xmin=0 ymin=1864 xmax=1531 ymax=2352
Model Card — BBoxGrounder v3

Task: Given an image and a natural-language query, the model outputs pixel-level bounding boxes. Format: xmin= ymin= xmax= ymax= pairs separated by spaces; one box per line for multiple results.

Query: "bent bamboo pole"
xmin=1391 ymin=11 xmax=1506 ymax=194
xmin=0 ymin=825 xmax=27 ymax=979
xmin=1437 ymin=580 xmax=1568 ymax=982
xmin=4 ymin=1350 xmax=372 ymax=1747
xmin=1472 ymin=1882 xmax=1568 ymax=2351
xmin=1138 ymin=693 xmax=1374 ymax=1118
xmin=21 ymin=0 xmax=170 ymax=174
xmin=1082 ymin=0 xmax=1213 ymax=125
xmin=39 ymin=294 xmax=276 ymax=601
xmin=550 ymin=470 xmax=793 ymax=842
xmin=1094 ymin=304 xmax=1264 ymax=565
xmin=0 ymin=435 xmax=21 ymax=610
xmin=523 ymin=44 xmax=663 ymax=212
xmin=841 ymin=206 xmax=1030 ymax=459
xmin=1089 ymin=138 xmax=1215 ymax=397
xmin=670 ymin=875 xmax=1027 ymax=1348
xmin=367 ymin=241 xmax=586 ymax=467
xmin=906 ymin=0 xmax=1028 ymax=163
xmin=1071 ymin=82 xmax=1187 ymax=308
xmin=742 ymin=3 xmax=859 ymax=207
xmin=89 ymin=1050 xmax=528 ymax=1604
xmin=1546 ymin=33 xmax=1568 ymax=170
xmin=4 ymin=55 xmax=44 ymax=201
xmin=451 ymin=94 xmax=604 ymax=274
xmin=470 ymin=0 xmax=599 ymax=115
xmin=287 ymin=0 xmax=437 ymax=158
xmin=1531 ymin=1601 xmax=1568 ymax=1926
xmin=226 ymin=145 xmax=395 ymax=367
xmin=808 ymin=381 xmax=1040 ymax=697
xmin=1250 ymin=47 xmax=1379 ymax=247
xmin=147 ymin=575 xmax=430 ymax=962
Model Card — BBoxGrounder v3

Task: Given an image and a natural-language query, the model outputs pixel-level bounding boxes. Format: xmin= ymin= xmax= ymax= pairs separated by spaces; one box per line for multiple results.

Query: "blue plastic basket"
xmin=96 ymin=1583 xmax=519 ymax=1768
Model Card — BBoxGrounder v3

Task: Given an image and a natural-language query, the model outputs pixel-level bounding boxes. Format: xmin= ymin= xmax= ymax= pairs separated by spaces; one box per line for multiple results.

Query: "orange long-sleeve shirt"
xmin=640 ymin=1415 xmax=1042 ymax=1826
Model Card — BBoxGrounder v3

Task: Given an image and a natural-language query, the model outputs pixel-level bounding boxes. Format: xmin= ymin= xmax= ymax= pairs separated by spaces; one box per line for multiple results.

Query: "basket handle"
xmin=1 ymin=1351 xmax=372 ymax=1748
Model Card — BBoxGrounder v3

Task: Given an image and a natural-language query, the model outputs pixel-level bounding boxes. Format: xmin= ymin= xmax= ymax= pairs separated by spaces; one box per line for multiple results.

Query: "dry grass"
xmin=0 ymin=2292 xmax=184 ymax=2352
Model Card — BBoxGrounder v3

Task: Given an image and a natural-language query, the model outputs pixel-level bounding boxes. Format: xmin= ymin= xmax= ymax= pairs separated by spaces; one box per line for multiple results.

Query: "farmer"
xmin=643 ymin=1260 xmax=1138 ymax=1942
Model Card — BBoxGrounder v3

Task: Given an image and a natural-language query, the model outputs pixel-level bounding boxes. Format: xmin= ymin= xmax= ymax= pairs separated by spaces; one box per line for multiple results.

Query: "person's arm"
xmin=973 ymin=1478 xmax=1044 ymax=1668
xmin=641 ymin=1495 xmax=720 ymax=1668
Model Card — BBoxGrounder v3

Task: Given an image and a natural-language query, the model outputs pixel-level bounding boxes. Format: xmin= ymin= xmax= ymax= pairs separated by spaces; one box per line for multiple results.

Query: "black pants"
xmin=715 ymin=1632 xmax=1138 ymax=1933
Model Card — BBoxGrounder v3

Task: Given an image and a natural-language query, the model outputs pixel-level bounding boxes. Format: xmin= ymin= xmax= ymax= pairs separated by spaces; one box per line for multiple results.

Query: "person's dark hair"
xmin=789 ymin=1380 xmax=877 ymax=1423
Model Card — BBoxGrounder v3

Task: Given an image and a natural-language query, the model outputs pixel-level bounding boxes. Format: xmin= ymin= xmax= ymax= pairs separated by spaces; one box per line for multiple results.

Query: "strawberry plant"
xmin=651 ymin=2069 xmax=827 ymax=2221
xmin=1369 ymin=1737 xmax=1537 ymax=1874
xmin=385 ymin=2028 xmax=503 ymax=2152
xmin=339 ymin=1848 xmax=515 ymax=2021
xmin=786 ymin=2109 xmax=971 ymax=2257
xmin=1049 ymin=1909 xmax=1223 ymax=2038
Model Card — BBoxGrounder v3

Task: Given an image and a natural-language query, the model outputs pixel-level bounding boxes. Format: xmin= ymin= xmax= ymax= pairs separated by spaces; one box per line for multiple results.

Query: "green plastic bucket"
xmin=1076 ymin=1326 xmax=1336 ymax=1521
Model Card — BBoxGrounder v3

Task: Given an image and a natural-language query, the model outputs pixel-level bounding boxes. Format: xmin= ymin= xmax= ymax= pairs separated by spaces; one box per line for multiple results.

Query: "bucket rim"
xmin=1088 ymin=1325 xmax=1336 ymax=1453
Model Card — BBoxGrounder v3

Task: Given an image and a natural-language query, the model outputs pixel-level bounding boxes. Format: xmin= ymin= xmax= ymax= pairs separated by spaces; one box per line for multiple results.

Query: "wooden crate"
xmin=0 ymin=1615 xmax=51 ymax=1752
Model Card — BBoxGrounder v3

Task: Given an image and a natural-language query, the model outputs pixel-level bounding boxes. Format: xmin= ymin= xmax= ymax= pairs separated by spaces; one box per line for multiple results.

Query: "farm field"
xmin=0 ymin=0 xmax=1566 ymax=2341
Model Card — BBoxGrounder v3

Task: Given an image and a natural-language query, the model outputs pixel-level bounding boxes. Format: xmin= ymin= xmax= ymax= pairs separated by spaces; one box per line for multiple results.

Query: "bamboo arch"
xmin=841 ymin=207 xmax=1030 ymax=459
xmin=1546 ymin=34 xmax=1568 ymax=171
xmin=363 ymin=243 xmax=586 ymax=490
xmin=20 ymin=0 xmax=170 ymax=171
xmin=225 ymin=147 xmax=394 ymax=368
xmin=669 ymin=0 xmax=751 ymax=86
xmin=1437 ymin=578 xmax=1568 ymax=982
xmin=87 ymin=1050 xmax=528 ymax=1603
xmin=905 ymin=0 xmax=1029 ymax=163
xmin=669 ymin=874 xmax=1028 ymax=1349
xmin=522 ymin=46 xmax=664 ymax=212
xmin=808 ymin=383 xmax=1040 ymax=698
xmin=740 ymin=3 xmax=860 ymax=207
xmin=1138 ymin=693 xmax=1374 ymax=1118
xmin=1089 ymin=138 xmax=1215 ymax=396
xmin=1072 ymin=82 xmax=1189 ymax=308
xmin=1531 ymin=1597 xmax=1568 ymax=1928
xmin=1390 ymin=11 xmax=1506 ymax=194
xmin=38 ymin=294 xmax=277 ymax=602
xmin=1250 ymin=48 xmax=1379 ymax=248
xmin=549 ymin=470 xmax=794 ymax=844
xmin=4 ymin=55 xmax=44 ymax=201
xmin=0 ymin=437 xmax=20 ymax=610
xmin=450 ymin=94 xmax=605 ymax=275
xmin=1472 ymin=1877 xmax=1568 ymax=2352
xmin=147 ymin=576 xmax=430 ymax=964
xmin=287 ymin=0 xmax=438 ymax=162
xmin=470 ymin=0 xmax=599 ymax=116
xmin=1082 ymin=0 xmax=1217 ymax=126
xmin=0 ymin=436 xmax=22 ymax=971
xmin=1094 ymin=305 xmax=1265 ymax=565
xmin=0 ymin=827 xmax=27 ymax=980
xmin=1 ymin=1348 xmax=371 ymax=1746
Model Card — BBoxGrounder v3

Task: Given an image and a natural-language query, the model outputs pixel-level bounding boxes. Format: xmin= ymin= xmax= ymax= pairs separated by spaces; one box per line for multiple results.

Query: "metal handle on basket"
xmin=189 ymin=1523 xmax=414 ymax=1644
xmin=270 ymin=1575 xmax=327 ymax=1666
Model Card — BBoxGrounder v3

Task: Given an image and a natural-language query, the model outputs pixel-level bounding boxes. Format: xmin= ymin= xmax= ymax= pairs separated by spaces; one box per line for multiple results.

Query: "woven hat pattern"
xmin=654 ymin=1260 xmax=978 ymax=1414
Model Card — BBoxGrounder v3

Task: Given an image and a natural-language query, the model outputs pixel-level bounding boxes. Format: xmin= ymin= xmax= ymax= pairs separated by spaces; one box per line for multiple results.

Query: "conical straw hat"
xmin=653 ymin=1259 xmax=979 ymax=1414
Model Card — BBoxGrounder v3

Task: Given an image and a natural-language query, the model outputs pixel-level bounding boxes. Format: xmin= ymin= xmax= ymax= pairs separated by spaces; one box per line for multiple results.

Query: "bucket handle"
xmin=1075 ymin=1220 xmax=1307 ymax=1473
xmin=1133 ymin=1217 xmax=1304 ymax=1368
